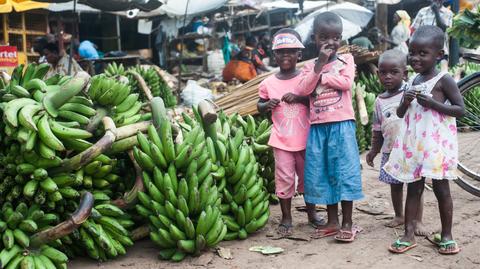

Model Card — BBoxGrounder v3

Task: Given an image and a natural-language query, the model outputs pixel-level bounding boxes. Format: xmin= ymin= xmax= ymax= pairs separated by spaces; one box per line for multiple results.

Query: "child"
xmin=294 ymin=12 xmax=363 ymax=242
xmin=258 ymin=28 xmax=323 ymax=236
xmin=384 ymin=25 xmax=465 ymax=254
xmin=366 ymin=50 xmax=426 ymax=234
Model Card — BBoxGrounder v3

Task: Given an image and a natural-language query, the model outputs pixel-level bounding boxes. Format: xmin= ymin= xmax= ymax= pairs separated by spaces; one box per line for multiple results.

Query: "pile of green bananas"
xmin=2 ymin=75 xmax=92 ymax=160
xmin=71 ymin=203 xmax=134 ymax=261
xmin=88 ymin=75 xmax=146 ymax=127
xmin=104 ymin=62 xmax=126 ymax=77
xmin=207 ymin=113 xmax=270 ymax=240
xmin=233 ymin=115 xmax=276 ymax=202
xmin=133 ymin=117 xmax=226 ymax=262
xmin=129 ymin=66 xmax=177 ymax=108
xmin=0 ymin=63 xmax=49 ymax=102
xmin=0 ymin=202 xmax=68 ymax=269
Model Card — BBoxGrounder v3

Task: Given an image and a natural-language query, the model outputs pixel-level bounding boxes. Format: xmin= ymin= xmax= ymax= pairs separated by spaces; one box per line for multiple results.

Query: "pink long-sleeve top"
xmin=295 ymin=53 xmax=356 ymax=125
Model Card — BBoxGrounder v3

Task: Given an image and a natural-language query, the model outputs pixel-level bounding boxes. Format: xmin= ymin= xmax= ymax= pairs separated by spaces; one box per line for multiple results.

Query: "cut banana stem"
xmin=116 ymin=121 xmax=152 ymax=140
xmin=30 ymin=192 xmax=94 ymax=248
xmin=86 ymin=108 xmax=108 ymax=133
xmin=130 ymin=224 xmax=150 ymax=241
xmin=50 ymin=117 xmax=117 ymax=174
xmin=127 ymin=70 xmax=153 ymax=101
xmin=150 ymin=97 xmax=168 ymax=128
xmin=43 ymin=76 xmax=89 ymax=117
xmin=198 ymin=100 xmax=218 ymax=125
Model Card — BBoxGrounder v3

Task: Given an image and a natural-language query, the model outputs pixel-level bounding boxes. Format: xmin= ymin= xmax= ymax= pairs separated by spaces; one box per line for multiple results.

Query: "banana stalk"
xmin=112 ymin=150 xmax=144 ymax=208
xmin=116 ymin=121 xmax=151 ymax=140
xmin=29 ymin=192 xmax=94 ymax=248
xmin=50 ymin=117 xmax=117 ymax=174
xmin=127 ymin=70 xmax=153 ymax=101
xmin=86 ymin=107 xmax=108 ymax=133
xmin=43 ymin=76 xmax=89 ymax=117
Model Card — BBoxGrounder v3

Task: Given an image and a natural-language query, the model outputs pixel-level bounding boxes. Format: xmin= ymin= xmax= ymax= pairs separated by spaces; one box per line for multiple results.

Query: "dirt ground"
xmin=70 ymin=150 xmax=480 ymax=269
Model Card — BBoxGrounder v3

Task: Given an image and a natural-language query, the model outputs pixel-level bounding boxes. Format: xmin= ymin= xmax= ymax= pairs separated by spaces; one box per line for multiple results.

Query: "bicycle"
xmin=455 ymin=53 xmax=480 ymax=197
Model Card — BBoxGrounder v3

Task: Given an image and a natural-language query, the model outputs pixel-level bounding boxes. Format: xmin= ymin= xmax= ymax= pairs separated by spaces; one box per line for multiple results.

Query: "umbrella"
xmin=0 ymin=0 xmax=48 ymax=13
xmin=294 ymin=2 xmax=373 ymax=42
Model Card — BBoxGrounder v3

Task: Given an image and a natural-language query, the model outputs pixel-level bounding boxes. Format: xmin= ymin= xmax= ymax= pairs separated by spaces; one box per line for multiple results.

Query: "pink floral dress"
xmin=383 ymin=72 xmax=458 ymax=183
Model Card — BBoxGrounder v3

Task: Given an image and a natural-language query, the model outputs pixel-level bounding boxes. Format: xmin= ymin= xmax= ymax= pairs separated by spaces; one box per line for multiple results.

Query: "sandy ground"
xmin=70 ymin=149 xmax=480 ymax=269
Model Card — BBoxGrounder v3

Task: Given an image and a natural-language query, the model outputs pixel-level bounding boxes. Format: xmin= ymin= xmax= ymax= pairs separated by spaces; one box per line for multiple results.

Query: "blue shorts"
xmin=304 ymin=120 xmax=364 ymax=205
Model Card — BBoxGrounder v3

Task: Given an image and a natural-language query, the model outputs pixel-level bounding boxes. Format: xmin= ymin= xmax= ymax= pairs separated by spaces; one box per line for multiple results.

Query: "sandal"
xmin=388 ymin=239 xmax=417 ymax=254
xmin=438 ymin=240 xmax=460 ymax=255
xmin=311 ymin=227 xmax=338 ymax=239
xmin=308 ymin=218 xmax=326 ymax=229
xmin=334 ymin=226 xmax=362 ymax=243
xmin=276 ymin=223 xmax=293 ymax=237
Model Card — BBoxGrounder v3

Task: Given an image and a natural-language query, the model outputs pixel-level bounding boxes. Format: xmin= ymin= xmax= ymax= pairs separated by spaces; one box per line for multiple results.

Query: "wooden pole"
xmin=116 ymin=15 xmax=122 ymax=51
xmin=3 ymin=14 xmax=8 ymax=45
xmin=21 ymin=13 xmax=27 ymax=63
xmin=375 ymin=3 xmax=388 ymax=51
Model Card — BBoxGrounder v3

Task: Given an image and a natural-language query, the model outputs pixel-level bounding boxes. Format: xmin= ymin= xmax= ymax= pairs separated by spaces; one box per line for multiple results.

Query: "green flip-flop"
xmin=438 ymin=240 xmax=460 ymax=255
xmin=388 ymin=239 xmax=417 ymax=254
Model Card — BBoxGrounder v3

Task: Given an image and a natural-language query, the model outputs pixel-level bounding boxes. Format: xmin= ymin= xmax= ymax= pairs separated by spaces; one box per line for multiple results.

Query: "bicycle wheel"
xmin=456 ymin=72 xmax=480 ymax=197
xmin=457 ymin=72 xmax=480 ymax=180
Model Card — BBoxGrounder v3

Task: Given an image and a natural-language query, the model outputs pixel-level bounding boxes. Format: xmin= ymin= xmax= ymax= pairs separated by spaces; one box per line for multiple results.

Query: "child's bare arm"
xmin=258 ymin=98 xmax=280 ymax=114
xmin=366 ymin=131 xmax=383 ymax=167
xmin=281 ymin=93 xmax=309 ymax=106
xmin=416 ymin=76 xmax=465 ymax=118
xmin=397 ymin=90 xmax=417 ymax=118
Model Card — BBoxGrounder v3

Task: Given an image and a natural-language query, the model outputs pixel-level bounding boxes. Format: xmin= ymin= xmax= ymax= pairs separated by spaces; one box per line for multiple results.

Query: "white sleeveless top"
xmin=383 ymin=72 xmax=458 ymax=182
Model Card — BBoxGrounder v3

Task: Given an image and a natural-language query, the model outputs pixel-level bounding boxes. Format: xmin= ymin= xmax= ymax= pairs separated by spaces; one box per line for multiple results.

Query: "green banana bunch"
xmin=0 ymin=202 xmax=67 ymax=269
xmin=71 ymin=203 xmax=133 ymax=261
xmin=104 ymin=62 xmax=126 ymax=77
xmin=128 ymin=66 xmax=177 ymax=108
xmin=0 ymin=63 xmax=50 ymax=102
xmin=134 ymin=117 xmax=226 ymax=262
xmin=87 ymin=75 xmax=144 ymax=127
xmin=190 ymin=110 xmax=271 ymax=241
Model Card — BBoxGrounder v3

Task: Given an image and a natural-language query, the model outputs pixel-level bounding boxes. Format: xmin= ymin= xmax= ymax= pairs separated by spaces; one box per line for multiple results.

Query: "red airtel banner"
xmin=0 ymin=46 xmax=18 ymax=74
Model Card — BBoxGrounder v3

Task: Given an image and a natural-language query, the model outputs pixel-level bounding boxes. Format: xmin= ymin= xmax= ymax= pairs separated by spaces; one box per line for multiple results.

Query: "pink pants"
xmin=273 ymin=148 xmax=305 ymax=199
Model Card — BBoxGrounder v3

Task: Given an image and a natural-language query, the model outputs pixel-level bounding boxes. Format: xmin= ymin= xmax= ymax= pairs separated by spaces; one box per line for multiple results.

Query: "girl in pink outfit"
xmin=258 ymin=28 xmax=323 ymax=236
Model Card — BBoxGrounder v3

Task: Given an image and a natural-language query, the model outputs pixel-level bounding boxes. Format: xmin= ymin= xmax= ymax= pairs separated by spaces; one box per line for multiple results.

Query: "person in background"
xmin=411 ymin=0 xmax=453 ymax=71
xmin=43 ymin=42 xmax=85 ymax=79
xmin=78 ymin=40 xmax=99 ymax=60
xmin=32 ymin=34 xmax=56 ymax=64
xmin=245 ymin=36 xmax=269 ymax=73
xmin=351 ymin=28 xmax=381 ymax=51
xmin=351 ymin=35 xmax=374 ymax=50
xmin=382 ymin=10 xmax=411 ymax=54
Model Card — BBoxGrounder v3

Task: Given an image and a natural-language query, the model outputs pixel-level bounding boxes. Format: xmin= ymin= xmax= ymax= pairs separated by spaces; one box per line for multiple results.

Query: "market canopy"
xmin=34 ymin=0 xmax=164 ymax=12
xmin=0 ymin=0 xmax=48 ymax=13
xmin=125 ymin=0 xmax=229 ymax=18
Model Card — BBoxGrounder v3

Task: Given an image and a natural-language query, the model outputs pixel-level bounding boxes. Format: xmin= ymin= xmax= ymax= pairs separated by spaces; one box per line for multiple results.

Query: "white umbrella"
xmin=295 ymin=2 xmax=373 ymax=42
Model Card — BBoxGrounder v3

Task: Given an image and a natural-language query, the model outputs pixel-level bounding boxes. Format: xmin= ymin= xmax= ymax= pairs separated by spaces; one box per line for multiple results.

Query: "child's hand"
xmin=281 ymin=93 xmax=298 ymax=104
xmin=266 ymin=98 xmax=280 ymax=110
xmin=318 ymin=43 xmax=333 ymax=64
xmin=416 ymin=94 xmax=435 ymax=108
xmin=366 ymin=151 xmax=377 ymax=167
xmin=403 ymin=90 xmax=417 ymax=105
